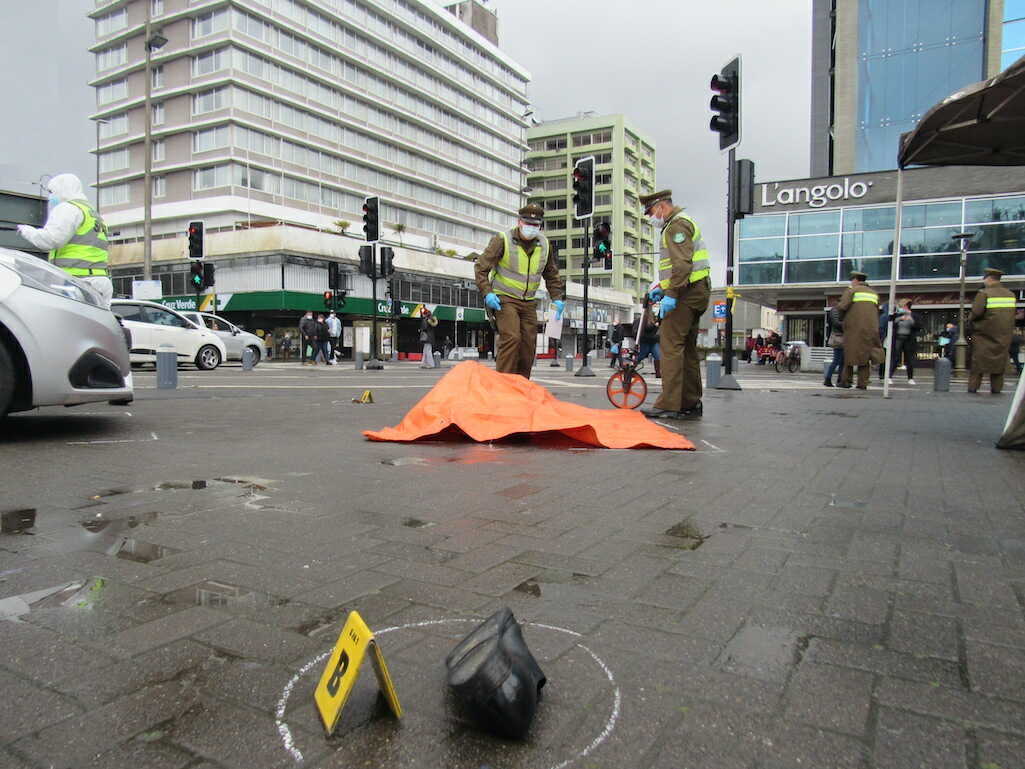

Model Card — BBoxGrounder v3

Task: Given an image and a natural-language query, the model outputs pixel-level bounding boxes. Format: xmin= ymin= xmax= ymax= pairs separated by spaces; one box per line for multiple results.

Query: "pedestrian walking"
xmin=1010 ymin=309 xmax=1024 ymax=375
xmin=638 ymin=190 xmax=711 ymax=420
xmin=836 ymin=271 xmax=885 ymax=390
xmin=420 ymin=309 xmax=438 ymax=368
xmin=967 ymin=268 xmax=1016 ymax=394
xmin=635 ymin=296 xmax=662 ymax=378
xmin=474 ymin=204 xmax=566 ymax=379
xmin=443 ymin=336 xmax=453 ymax=360
xmin=887 ymin=299 xmax=920 ymax=385
xmin=281 ymin=332 xmax=293 ymax=361
xmin=823 ymin=297 xmax=845 ymax=387
xmin=326 ymin=311 xmax=342 ymax=362
xmin=313 ymin=314 xmax=332 ymax=365
xmin=16 ymin=173 xmax=113 ymax=308
xmin=265 ymin=332 xmax=274 ymax=360
xmin=609 ymin=341 xmax=621 ymax=369
xmin=299 ymin=312 xmax=316 ymax=365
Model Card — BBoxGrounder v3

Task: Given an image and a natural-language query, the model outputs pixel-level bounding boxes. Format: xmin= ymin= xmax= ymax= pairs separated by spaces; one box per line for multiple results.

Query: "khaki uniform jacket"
xmin=837 ymin=283 xmax=883 ymax=366
xmin=474 ymin=229 xmax=565 ymax=301
xmin=661 ymin=207 xmax=710 ymax=311
xmin=970 ymin=284 xmax=1016 ymax=373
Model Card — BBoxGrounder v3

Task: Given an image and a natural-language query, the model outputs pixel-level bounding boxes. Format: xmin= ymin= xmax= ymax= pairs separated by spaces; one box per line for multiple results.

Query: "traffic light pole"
xmin=717 ymin=148 xmax=742 ymax=390
xmin=576 ymin=217 xmax=595 ymax=377
xmin=367 ymin=243 xmax=383 ymax=370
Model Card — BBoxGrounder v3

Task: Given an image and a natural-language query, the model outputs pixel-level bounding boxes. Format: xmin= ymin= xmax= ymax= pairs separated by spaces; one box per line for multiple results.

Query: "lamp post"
xmin=142 ymin=3 xmax=168 ymax=281
xmin=951 ymin=232 xmax=975 ymax=374
xmin=94 ymin=117 xmax=109 ymax=213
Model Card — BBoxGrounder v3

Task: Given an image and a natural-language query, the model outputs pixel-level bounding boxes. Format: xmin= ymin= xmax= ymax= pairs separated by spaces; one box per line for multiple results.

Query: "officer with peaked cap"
xmin=639 ymin=189 xmax=710 ymax=419
xmin=968 ymin=267 xmax=1017 ymax=394
xmin=836 ymin=270 xmax=884 ymax=389
xmin=474 ymin=204 xmax=566 ymax=379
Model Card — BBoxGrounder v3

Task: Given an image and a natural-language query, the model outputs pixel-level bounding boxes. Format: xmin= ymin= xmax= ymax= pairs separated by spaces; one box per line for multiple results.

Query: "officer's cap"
xmin=984 ymin=267 xmax=1004 ymax=278
xmin=518 ymin=204 xmax=544 ymax=223
xmin=849 ymin=271 xmax=868 ymax=281
xmin=639 ymin=189 xmax=673 ymax=213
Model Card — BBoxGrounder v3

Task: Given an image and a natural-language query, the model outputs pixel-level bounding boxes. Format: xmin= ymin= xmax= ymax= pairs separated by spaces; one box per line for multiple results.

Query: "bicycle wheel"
xmin=773 ymin=354 xmax=785 ymax=373
xmin=787 ymin=355 xmax=799 ymax=373
xmin=606 ymin=370 xmax=647 ymax=409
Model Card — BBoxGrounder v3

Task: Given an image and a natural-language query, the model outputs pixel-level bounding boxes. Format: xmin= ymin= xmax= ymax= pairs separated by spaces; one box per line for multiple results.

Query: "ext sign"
xmin=759 ymin=177 xmax=873 ymax=209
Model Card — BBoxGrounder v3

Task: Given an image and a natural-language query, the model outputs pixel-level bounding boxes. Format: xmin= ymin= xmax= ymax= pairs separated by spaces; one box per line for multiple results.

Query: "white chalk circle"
xmin=276 ymin=618 xmax=621 ymax=768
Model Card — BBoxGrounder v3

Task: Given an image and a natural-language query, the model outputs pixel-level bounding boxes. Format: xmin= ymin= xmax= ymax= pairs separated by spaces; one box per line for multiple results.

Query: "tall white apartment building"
xmin=90 ymin=0 xmax=531 ymax=258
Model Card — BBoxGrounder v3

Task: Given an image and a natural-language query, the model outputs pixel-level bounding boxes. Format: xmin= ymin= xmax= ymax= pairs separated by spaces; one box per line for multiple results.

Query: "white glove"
xmin=16 ymin=225 xmax=34 ymax=240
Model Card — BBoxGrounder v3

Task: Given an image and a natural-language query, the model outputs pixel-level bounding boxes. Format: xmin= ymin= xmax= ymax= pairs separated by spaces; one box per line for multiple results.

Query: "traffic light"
xmin=362 ymin=196 xmax=380 ymax=242
xmin=323 ymin=290 xmax=333 ymax=309
xmin=733 ymin=158 xmax=755 ymax=219
xmin=187 ymin=221 xmax=205 ymax=259
xmin=189 ymin=260 xmax=204 ymax=291
xmin=710 ymin=57 xmax=741 ymax=150
xmin=572 ymin=157 xmax=594 ymax=219
xmin=328 ymin=261 xmax=341 ymax=291
xmin=390 ymin=280 xmax=402 ymax=317
xmin=358 ymin=244 xmax=375 ymax=278
xmin=336 ymin=289 xmax=347 ymax=308
xmin=203 ymin=262 xmax=215 ymax=288
xmin=379 ymin=246 xmax=395 ymax=277
xmin=592 ymin=222 xmax=612 ymax=270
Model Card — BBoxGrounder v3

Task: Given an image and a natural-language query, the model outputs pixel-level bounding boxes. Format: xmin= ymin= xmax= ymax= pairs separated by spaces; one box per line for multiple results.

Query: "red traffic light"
xmin=710 ymin=74 xmax=732 ymax=93
xmin=323 ymin=291 xmax=333 ymax=301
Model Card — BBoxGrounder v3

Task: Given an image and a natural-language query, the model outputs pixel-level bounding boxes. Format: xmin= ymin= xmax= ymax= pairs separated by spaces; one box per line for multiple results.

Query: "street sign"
xmin=713 ymin=300 xmax=727 ymax=321
xmin=314 ymin=611 xmax=401 ymax=736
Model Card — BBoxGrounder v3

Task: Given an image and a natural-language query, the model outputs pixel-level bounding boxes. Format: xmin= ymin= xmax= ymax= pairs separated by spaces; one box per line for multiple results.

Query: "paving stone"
xmin=874 ymin=706 xmax=968 ymax=769
xmin=103 ymin=606 xmax=229 ymax=658
xmin=715 ymin=623 xmax=802 ymax=684
xmin=629 ymin=573 xmax=709 ymax=611
xmin=783 ymin=661 xmax=873 ymax=735
xmin=0 ymin=668 xmax=81 ymax=744
xmin=773 ymin=563 xmax=836 ymax=597
xmin=955 ymin=563 xmax=1021 ymax=608
xmin=372 ymin=558 xmax=468 ymax=587
xmin=379 ymin=579 xmax=494 ymax=613
xmin=826 ymin=584 xmax=890 ymax=625
xmin=730 ymin=546 xmax=789 ymax=574
xmin=79 ymin=738 xmax=195 ymax=769
xmin=888 ymin=609 xmax=960 ymax=661
xmin=976 ymin=728 xmax=1025 ymax=769
xmin=510 ymin=549 xmax=608 ymax=576
xmin=0 ymin=619 xmax=118 ymax=686
xmin=192 ymin=617 xmax=320 ymax=664
xmin=291 ymin=570 xmax=401 ymax=609
xmin=459 ymin=561 xmax=540 ymax=596
xmin=967 ymin=639 xmax=1025 ymax=700
xmin=806 ymin=638 xmax=962 ymax=687
xmin=876 ymin=677 xmax=1025 ymax=734
xmin=588 ymin=619 xmax=721 ymax=665
xmin=442 ymin=542 xmax=524 ymax=574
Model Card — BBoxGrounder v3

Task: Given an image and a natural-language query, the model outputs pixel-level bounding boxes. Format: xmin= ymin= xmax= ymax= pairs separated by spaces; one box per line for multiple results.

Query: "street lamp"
xmin=142 ymin=2 xmax=167 ymax=281
xmin=951 ymin=232 xmax=975 ymax=374
xmin=93 ymin=118 xmax=110 ymax=213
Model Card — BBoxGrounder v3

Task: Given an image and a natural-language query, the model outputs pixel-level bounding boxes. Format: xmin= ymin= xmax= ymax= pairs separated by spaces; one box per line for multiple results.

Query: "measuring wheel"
xmin=606 ymin=369 xmax=648 ymax=409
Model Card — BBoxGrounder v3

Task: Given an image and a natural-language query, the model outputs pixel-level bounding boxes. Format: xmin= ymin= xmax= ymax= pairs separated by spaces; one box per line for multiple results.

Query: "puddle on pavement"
xmin=0 ymin=577 xmax=107 ymax=620
xmin=664 ymin=520 xmax=708 ymax=549
xmin=213 ymin=476 xmax=272 ymax=491
xmin=1 ymin=508 xmax=36 ymax=534
xmin=813 ymin=410 xmax=857 ymax=418
xmin=828 ymin=494 xmax=867 ymax=509
xmin=402 ymin=517 xmax=436 ymax=529
xmin=514 ymin=580 xmax=542 ymax=597
xmin=162 ymin=580 xmax=285 ymax=611
xmin=116 ymin=538 xmax=181 ymax=564
xmin=382 ymin=457 xmax=430 ymax=467
xmin=716 ymin=625 xmax=806 ymax=683
xmin=44 ymin=512 xmax=160 ymax=557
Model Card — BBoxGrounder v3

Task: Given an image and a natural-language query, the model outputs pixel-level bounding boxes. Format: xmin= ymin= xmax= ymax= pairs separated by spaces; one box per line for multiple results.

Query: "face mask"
xmin=519 ymin=224 xmax=541 ymax=240
xmin=47 ymin=194 xmax=60 ymax=209
xmin=648 ymin=215 xmax=664 ymax=228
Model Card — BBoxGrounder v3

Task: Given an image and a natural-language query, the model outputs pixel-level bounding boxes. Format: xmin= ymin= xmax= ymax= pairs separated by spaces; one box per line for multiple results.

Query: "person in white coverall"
xmin=16 ymin=173 xmax=113 ymax=308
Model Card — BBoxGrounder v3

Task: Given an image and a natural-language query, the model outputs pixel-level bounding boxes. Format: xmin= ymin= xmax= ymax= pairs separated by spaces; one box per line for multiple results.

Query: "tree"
xmin=394 ymin=223 xmax=406 ymax=245
xmin=334 ymin=220 xmax=350 ymax=234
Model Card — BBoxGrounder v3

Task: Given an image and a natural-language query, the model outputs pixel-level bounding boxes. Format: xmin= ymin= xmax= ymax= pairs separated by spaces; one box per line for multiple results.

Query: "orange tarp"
xmin=363 ymin=361 xmax=694 ymax=450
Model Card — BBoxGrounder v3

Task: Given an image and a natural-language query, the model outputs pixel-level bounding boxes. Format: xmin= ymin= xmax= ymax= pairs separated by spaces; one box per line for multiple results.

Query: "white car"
xmin=179 ymin=311 xmax=265 ymax=365
xmin=111 ymin=299 xmax=227 ymax=370
xmin=0 ymin=248 xmax=133 ymax=418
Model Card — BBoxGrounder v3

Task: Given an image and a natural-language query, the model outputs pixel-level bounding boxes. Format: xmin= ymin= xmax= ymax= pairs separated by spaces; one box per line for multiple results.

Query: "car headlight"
xmin=0 ymin=250 xmax=102 ymax=307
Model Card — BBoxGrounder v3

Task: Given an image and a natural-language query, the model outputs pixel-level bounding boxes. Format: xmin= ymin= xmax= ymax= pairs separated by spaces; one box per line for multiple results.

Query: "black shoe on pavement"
xmin=823 ymin=379 xmax=834 ymax=387
xmin=837 ymin=382 xmax=852 ymax=389
xmin=677 ymin=401 xmax=703 ymax=420
xmin=641 ymin=407 xmax=680 ymax=419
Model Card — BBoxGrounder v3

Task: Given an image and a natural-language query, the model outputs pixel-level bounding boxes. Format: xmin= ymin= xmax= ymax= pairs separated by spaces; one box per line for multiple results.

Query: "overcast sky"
xmin=1 ymin=0 xmax=813 ymax=284
xmin=494 ymin=0 xmax=814 ymax=281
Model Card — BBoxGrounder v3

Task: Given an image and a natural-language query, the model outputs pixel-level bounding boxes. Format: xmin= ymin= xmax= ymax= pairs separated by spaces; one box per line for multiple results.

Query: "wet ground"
xmin=1 ymin=361 xmax=1023 ymax=768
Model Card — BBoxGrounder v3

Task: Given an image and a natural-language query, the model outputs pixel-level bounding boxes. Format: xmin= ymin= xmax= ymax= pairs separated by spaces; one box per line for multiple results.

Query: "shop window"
xmin=785 ymin=259 xmax=837 ymax=283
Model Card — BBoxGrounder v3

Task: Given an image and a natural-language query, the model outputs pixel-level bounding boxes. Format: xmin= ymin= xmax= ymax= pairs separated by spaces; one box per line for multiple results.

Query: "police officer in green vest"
xmin=17 ymin=173 xmax=112 ymax=308
xmin=640 ymin=190 xmax=711 ymax=420
xmin=474 ymin=204 xmax=566 ymax=379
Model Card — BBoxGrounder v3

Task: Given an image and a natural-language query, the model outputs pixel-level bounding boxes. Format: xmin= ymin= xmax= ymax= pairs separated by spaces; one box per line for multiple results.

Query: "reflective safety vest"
xmin=50 ymin=200 xmax=109 ymax=277
xmin=986 ymin=295 xmax=1015 ymax=309
xmin=658 ymin=211 xmax=709 ymax=291
xmin=491 ymin=230 xmax=549 ymax=301
xmin=852 ymin=291 xmax=878 ymax=304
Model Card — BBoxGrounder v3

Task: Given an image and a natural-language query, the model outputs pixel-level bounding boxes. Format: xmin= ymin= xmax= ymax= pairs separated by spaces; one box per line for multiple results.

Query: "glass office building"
xmin=855 ymin=0 xmax=987 ymax=173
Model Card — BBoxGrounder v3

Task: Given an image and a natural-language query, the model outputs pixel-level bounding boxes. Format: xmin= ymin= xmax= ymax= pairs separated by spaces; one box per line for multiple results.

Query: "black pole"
xmin=576 ymin=216 xmax=595 ymax=377
xmin=725 ymin=146 xmax=736 ymax=375
xmin=367 ymin=243 xmax=383 ymax=369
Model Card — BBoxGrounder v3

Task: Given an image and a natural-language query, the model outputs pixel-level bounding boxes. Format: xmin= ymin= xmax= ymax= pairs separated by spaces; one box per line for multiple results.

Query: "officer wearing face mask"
xmin=639 ymin=190 xmax=710 ymax=420
xmin=474 ymin=204 xmax=565 ymax=379
xmin=16 ymin=173 xmax=112 ymax=308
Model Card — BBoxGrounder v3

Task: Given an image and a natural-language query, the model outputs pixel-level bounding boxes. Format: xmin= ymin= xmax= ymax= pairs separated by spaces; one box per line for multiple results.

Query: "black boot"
xmin=677 ymin=401 xmax=703 ymax=420
xmin=823 ymin=379 xmax=834 ymax=387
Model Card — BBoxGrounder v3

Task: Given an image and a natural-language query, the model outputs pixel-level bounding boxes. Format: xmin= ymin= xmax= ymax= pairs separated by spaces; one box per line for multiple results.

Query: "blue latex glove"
xmin=648 ymin=286 xmax=664 ymax=301
xmin=552 ymin=300 xmax=565 ymax=320
xmin=485 ymin=292 xmax=502 ymax=311
xmin=659 ymin=295 xmax=677 ymax=318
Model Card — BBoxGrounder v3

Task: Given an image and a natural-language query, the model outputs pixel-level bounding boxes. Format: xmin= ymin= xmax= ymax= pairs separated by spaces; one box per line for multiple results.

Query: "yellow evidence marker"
xmin=314 ymin=611 xmax=402 ymax=736
xmin=352 ymin=390 xmax=374 ymax=404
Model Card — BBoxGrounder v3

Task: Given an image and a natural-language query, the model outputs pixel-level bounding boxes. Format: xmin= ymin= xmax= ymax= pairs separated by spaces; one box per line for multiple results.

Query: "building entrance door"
xmin=786 ymin=316 xmax=825 ymax=346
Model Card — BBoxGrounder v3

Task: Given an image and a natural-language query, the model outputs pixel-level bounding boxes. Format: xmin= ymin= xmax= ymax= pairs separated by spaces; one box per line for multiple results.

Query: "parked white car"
xmin=111 ymin=299 xmax=226 ymax=370
xmin=0 ymin=248 xmax=133 ymax=418
xmin=179 ymin=311 xmax=265 ymax=365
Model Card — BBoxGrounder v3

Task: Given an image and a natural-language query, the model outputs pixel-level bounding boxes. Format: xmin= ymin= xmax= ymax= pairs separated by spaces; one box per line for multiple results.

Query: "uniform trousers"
xmin=653 ymin=304 xmax=702 ymax=411
xmin=494 ymin=295 xmax=538 ymax=379
xmin=968 ymin=371 xmax=1005 ymax=394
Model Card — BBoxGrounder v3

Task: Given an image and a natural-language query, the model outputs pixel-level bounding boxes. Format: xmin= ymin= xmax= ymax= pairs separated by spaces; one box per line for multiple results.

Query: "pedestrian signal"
xmin=189 ymin=260 xmax=204 ymax=291
xmin=592 ymin=222 xmax=612 ymax=269
xmin=379 ymin=246 xmax=395 ymax=277
xmin=359 ymin=245 xmax=375 ymax=278
xmin=202 ymin=262 xmax=215 ymax=288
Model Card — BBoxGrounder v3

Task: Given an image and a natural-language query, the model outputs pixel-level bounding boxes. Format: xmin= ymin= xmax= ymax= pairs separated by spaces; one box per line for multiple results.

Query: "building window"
xmin=194 ymin=165 xmax=231 ymax=190
xmin=152 ymin=139 xmax=165 ymax=162
xmin=96 ymin=8 xmax=127 ymax=37
xmin=544 ymin=137 xmax=567 ymax=151
xmin=193 ymin=9 xmax=228 ymax=39
xmin=152 ymin=0 xmax=164 ymax=16
xmin=96 ymin=43 xmax=127 ymax=71
xmin=193 ymin=88 xmax=226 ymax=115
xmin=99 ymin=147 xmax=130 ymax=173
xmin=194 ymin=125 xmax=229 ymax=153
xmin=99 ymin=183 xmax=130 ymax=207
xmin=152 ymin=103 xmax=165 ymax=126
xmin=152 ymin=65 xmax=164 ymax=89
xmin=97 ymin=79 xmax=127 ymax=105
xmin=98 ymin=114 xmax=128 ymax=138
xmin=193 ymin=49 xmax=227 ymax=76
xmin=544 ymin=198 xmax=567 ymax=211
xmin=152 ymin=176 xmax=166 ymax=198
xmin=595 ymin=172 xmax=612 ymax=185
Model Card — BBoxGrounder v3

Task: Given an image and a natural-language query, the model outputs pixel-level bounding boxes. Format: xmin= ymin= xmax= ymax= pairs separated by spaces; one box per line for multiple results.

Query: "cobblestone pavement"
xmin=1 ymin=360 xmax=1023 ymax=769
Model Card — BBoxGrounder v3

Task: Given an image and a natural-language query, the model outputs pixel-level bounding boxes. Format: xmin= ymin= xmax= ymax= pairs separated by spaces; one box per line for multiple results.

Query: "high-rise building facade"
xmin=525 ymin=114 xmax=656 ymax=304
xmin=90 ymin=0 xmax=530 ymax=254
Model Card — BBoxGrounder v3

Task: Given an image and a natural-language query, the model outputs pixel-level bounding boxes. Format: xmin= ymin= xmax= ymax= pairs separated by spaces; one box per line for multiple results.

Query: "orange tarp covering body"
xmin=363 ymin=361 xmax=694 ymax=450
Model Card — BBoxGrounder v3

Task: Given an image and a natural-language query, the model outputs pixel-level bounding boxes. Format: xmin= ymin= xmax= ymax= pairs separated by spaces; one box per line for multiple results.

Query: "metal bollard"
xmin=434 ymin=351 xmax=442 ymax=367
xmin=706 ymin=354 xmax=722 ymax=389
xmin=156 ymin=344 xmax=177 ymax=389
xmin=564 ymin=354 xmax=574 ymax=372
xmin=934 ymin=356 xmax=951 ymax=392
xmin=355 ymin=351 xmax=364 ymax=370
xmin=823 ymin=360 xmax=831 ymax=379
xmin=241 ymin=346 xmax=255 ymax=371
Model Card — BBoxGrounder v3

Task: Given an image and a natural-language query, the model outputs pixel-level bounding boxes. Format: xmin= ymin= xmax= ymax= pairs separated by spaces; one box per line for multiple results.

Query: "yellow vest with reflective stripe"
xmin=986 ymin=296 xmax=1015 ymax=309
xmin=852 ymin=291 xmax=878 ymax=304
xmin=50 ymin=200 xmax=109 ymax=277
xmin=492 ymin=230 xmax=548 ymax=301
xmin=658 ymin=211 xmax=709 ymax=290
